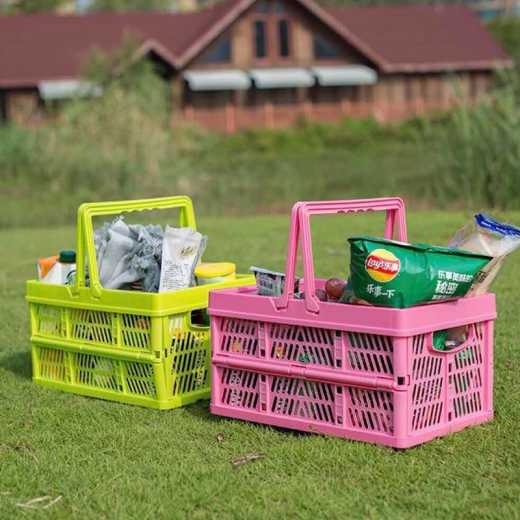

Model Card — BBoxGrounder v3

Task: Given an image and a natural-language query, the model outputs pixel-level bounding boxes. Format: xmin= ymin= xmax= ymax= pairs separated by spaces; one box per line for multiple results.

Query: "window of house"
xmin=253 ymin=0 xmax=291 ymax=61
xmin=274 ymin=0 xmax=286 ymax=12
xmin=255 ymin=0 xmax=270 ymax=13
xmin=255 ymin=20 xmax=267 ymax=58
xmin=201 ymin=36 xmax=231 ymax=63
xmin=278 ymin=20 xmax=290 ymax=57
xmin=255 ymin=0 xmax=286 ymax=13
xmin=314 ymin=33 xmax=340 ymax=59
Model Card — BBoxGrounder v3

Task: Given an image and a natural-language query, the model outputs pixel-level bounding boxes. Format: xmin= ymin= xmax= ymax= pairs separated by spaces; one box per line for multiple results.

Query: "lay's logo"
xmin=365 ymin=248 xmax=400 ymax=283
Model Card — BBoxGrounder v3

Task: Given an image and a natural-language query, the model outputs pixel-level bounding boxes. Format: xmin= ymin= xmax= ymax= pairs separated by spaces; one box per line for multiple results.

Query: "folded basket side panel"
xmin=210 ymin=298 xmax=496 ymax=448
xmin=211 ymin=364 xmax=399 ymax=445
xmin=29 ymin=302 xmax=213 ymax=409
xmin=32 ymin=342 xmax=167 ymax=407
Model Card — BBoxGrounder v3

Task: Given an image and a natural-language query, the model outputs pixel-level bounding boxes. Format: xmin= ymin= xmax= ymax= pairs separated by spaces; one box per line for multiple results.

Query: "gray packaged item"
xmin=94 ymin=218 xmax=164 ymax=292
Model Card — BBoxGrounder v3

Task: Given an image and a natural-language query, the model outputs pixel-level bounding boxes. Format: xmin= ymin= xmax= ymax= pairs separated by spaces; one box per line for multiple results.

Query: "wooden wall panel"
xmin=180 ymin=70 xmax=497 ymax=132
xmin=292 ymin=15 xmax=313 ymax=65
xmin=232 ymin=17 xmax=251 ymax=68
xmin=5 ymin=89 xmax=40 ymax=125
xmin=188 ymin=0 xmax=373 ymax=70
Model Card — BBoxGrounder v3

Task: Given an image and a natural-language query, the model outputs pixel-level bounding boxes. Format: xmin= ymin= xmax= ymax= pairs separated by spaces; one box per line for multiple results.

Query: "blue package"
xmin=475 ymin=213 xmax=520 ymax=238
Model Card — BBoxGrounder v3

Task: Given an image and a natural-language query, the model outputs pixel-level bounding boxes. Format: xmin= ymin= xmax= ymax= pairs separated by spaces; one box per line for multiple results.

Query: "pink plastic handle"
xmin=276 ymin=198 xmax=408 ymax=314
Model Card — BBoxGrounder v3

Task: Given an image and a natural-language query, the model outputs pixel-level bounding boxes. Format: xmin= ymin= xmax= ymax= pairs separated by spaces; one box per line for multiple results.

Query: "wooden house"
xmin=0 ymin=0 xmax=512 ymax=131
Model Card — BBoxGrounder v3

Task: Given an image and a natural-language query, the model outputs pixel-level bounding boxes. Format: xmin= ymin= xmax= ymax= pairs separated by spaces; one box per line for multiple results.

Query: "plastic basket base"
xmin=211 ymin=404 xmax=493 ymax=449
xmin=34 ymin=377 xmax=210 ymax=410
xmin=210 ymin=359 xmax=494 ymax=449
xmin=32 ymin=344 xmax=210 ymax=410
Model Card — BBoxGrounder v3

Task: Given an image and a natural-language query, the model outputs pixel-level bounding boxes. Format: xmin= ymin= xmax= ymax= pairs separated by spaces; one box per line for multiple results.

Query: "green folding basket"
xmin=26 ymin=196 xmax=254 ymax=409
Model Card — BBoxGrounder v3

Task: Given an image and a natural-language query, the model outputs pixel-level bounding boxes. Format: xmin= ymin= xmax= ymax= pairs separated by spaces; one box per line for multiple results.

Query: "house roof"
xmin=0 ymin=0 xmax=511 ymax=88
xmin=0 ymin=0 xmax=248 ymax=87
xmin=324 ymin=4 xmax=512 ymax=73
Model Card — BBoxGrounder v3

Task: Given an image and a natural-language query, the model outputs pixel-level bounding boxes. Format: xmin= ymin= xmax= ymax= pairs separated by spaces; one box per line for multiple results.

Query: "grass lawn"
xmin=1 ymin=211 xmax=520 ymax=518
xmin=0 ymin=120 xmax=436 ymax=229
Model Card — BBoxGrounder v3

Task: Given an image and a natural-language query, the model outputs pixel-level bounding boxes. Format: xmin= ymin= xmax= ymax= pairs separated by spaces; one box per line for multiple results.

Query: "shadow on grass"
xmin=185 ymin=400 xmax=221 ymax=422
xmin=186 ymin=401 xmax=312 ymax=438
xmin=185 ymin=400 xmax=310 ymax=437
xmin=0 ymin=350 xmax=31 ymax=380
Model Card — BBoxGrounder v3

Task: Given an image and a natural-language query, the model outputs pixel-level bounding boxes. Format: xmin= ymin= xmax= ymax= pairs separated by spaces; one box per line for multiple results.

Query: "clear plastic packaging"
xmin=449 ymin=213 xmax=520 ymax=295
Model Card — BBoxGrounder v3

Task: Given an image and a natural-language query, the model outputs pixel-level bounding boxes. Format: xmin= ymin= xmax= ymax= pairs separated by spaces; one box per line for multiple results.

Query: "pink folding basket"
xmin=209 ymin=198 xmax=496 ymax=448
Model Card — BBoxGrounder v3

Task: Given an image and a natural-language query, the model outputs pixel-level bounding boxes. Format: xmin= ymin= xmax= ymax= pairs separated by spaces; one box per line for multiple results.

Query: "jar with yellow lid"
xmin=195 ymin=262 xmax=236 ymax=285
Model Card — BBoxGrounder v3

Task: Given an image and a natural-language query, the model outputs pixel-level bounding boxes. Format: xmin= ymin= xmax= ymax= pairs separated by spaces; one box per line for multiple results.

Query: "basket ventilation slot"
xmin=39 ymin=347 xmax=68 ymax=382
xmin=221 ymin=369 xmax=259 ymax=409
xmin=346 ymin=332 xmax=393 ymax=375
xmin=411 ymin=334 xmax=445 ymax=431
xmin=171 ymin=330 xmax=209 ymax=396
xmin=121 ymin=314 xmax=151 ymax=349
xmin=450 ymin=330 xmax=485 ymax=419
xmin=270 ymin=324 xmax=334 ymax=367
xmin=271 ymin=377 xmax=335 ymax=423
xmin=71 ymin=309 xmax=113 ymax=345
xmin=346 ymin=387 xmax=393 ymax=433
xmin=36 ymin=306 xmax=64 ymax=338
xmin=219 ymin=318 xmax=259 ymax=357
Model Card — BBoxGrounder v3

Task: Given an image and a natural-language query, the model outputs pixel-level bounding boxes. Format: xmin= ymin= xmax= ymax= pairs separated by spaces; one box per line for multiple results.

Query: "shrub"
xmin=1 ymin=45 xmax=180 ymax=200
xmin=488 ymin=16 xmax=520 ymax=66
xmin=433 ymin=77 xmax=520 ymax=210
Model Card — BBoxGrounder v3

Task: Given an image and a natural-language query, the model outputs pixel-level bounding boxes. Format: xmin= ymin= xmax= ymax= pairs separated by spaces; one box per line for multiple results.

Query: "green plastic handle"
xmin=75 ymin=196 xmax=197 ymax=298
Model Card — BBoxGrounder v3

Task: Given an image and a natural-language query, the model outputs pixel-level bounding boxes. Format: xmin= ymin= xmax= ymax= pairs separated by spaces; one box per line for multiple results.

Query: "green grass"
xmin=0 ymin=118 xmax=436 ymax=229
xmin=1 ymin=212 xmax=520 ymax=518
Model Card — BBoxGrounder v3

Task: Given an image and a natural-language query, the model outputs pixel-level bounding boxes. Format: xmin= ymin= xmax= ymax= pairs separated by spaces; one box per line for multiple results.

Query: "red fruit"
xmin=325 ymin=278 xmax=346 ymax=300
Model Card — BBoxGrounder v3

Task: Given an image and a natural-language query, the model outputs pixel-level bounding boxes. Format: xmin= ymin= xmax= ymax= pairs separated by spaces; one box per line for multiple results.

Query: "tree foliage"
xmin=322 ymin=0 xmax=438 ymax=4
xmin=86 ymin=0 xmax=174 ymax=12
xmin=488 ymin=16 xmax=520 ymax=66
xmin=432 ymin=76 xmax=520 ymax=210
xmin=3 ymin=0 xmax=70 ymax=13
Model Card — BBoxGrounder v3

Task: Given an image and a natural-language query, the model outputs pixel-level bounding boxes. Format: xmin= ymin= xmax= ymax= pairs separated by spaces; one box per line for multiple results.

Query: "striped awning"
xmin=249 ymin=68 xmax=315 ymax=89
xmin=312 ymin=66 xmax=377 ymax=86
xmin=38 ymin=80 xmax=102 ymax=100
xmin=183 ymin=70 xmax=251 ymax=91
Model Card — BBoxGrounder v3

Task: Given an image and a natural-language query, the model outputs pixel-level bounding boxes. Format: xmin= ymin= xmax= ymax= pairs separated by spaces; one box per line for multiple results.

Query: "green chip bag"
xmin=348 ymin=237 xmax=491 ymax=308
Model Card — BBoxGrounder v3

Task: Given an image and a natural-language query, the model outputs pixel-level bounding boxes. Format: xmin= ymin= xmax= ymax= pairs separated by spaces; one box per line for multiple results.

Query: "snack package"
xmin=159 ymin=227 xmax=207 ymax=293
xmin=250 ymin=266 xmax=299 ymax=297
xmin=349 ymin=237 xmax=491 ymax=308
xmin=449 ymin=214 xmax=520 ymax=295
